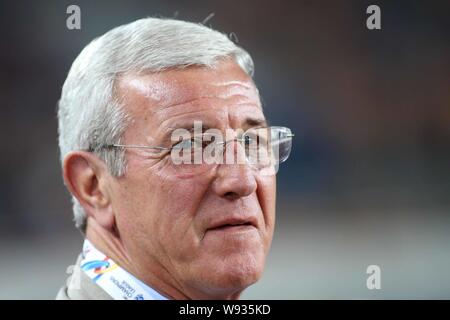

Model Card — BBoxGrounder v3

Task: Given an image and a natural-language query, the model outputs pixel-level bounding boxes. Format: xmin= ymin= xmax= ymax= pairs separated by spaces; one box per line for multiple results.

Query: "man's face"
xmin=109 ymin=60 xmax=276 ymax=298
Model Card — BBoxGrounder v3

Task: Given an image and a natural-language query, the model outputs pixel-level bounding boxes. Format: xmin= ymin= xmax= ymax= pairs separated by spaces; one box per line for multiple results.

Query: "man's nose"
xmin=211 ymin=140 xmax=257 ymax=200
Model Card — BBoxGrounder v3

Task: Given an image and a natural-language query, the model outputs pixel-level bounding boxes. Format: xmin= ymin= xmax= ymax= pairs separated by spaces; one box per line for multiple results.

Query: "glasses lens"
xmin=271 ymin=126 xmax=293 ymax=164
xmin=243 ymin=126 xmax=293 ymax=169
xmin=169 ymin=127 xmax=293 ymax=175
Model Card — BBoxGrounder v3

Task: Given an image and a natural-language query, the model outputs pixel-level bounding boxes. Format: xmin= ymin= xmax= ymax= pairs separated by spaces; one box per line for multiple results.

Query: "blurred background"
xmin=0 ymin=0 xmax=449 ymax=299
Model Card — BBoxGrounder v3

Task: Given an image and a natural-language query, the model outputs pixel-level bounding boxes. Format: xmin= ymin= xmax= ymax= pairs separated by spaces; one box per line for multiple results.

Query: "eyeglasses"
xmin=99 ymin=126 xmax=294 ymax=175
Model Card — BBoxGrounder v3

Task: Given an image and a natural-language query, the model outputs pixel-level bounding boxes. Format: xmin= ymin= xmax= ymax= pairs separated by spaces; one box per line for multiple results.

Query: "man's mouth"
xmin=210 ymin=221 xmax=254 ymax=231
xmin=206 ymin=217 xmax=258 ymax=233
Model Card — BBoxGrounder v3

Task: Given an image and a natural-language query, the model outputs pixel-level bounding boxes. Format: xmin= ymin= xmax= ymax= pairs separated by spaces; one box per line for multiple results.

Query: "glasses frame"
xmin=95 ymin=126 xmax=294 ymax=165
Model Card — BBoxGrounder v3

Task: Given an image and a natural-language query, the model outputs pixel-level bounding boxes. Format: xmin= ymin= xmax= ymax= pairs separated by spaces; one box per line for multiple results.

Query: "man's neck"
xmin=84 ymin=218 xmax=243 ymax=300
xmin=84 ymin=218 xmax=193 ymax=299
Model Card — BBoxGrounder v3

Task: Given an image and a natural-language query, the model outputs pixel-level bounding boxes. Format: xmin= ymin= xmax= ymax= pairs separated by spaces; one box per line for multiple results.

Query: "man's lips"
xmin=206 ymin=216 xmax=258 ymax=232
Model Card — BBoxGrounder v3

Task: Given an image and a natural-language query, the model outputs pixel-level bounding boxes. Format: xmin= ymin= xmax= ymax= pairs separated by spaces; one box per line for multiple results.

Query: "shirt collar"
xmin=80 ymin=239 xmax=168 ymax=300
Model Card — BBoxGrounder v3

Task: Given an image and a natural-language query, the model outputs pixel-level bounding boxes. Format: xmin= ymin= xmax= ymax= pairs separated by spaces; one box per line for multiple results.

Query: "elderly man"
xmin=56 ymin=17 xmax=293 ymax=300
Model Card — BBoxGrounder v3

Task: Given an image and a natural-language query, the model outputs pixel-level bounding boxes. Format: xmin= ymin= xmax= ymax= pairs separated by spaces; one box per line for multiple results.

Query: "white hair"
xmin=57 ymin=17 xmax=255 ymax=232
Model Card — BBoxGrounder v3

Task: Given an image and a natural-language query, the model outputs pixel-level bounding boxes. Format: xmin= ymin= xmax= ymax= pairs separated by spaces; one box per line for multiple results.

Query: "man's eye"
xmin=173 ymin=138 xmax=202 ymax=150
xmin=243 ymin=134 xmax=266 ymax=146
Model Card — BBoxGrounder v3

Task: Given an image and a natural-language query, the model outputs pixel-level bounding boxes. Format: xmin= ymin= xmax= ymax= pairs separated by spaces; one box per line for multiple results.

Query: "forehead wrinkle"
xmin=154 ymin=97 xmax=261 ymax=122
xmin=213 ymin=81 xmax=256 ymax=99
xmin=215 ymin=80 xmax=253 ymax=88
xmin=156 ymin=108 xmax=228 ymax=132
xmin=152 ymin=83 xmax=260 ymax=115
xmin=119 ymin=65 xmax=259 ymax=118
xmin=119 ymin=63 xmax=262 ymax=137
xmin=152 ymin=96 xmax=219 ymax=114
xmin=132 ymin=94 xmax=262 ymax=140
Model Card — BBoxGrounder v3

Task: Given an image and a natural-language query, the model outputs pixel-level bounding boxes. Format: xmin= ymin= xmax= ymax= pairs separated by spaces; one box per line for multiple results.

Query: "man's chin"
xmin=188 ymin=252 xmax=265 ymax=298
xmin=201 ymin=225 xmax=263 ymax=253
xmin=215 ymin=265 xmax=262 ymax=290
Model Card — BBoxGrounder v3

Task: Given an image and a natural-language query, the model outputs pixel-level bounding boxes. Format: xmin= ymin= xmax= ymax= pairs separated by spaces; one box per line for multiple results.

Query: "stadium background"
xmin=0 ymin=0 xmax=449 ymax=298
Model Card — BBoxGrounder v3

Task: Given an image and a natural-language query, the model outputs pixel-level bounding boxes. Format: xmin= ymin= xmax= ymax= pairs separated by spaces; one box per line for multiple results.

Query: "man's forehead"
xmin=116 ymin=61 xmax=261 ymax=116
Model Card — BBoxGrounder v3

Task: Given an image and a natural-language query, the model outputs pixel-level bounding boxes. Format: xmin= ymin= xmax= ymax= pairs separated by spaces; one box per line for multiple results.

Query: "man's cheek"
xmin=160 ymin=175 xmax=209 ymax=205
xmin=158 ymin=220 xmax=201 ymax=263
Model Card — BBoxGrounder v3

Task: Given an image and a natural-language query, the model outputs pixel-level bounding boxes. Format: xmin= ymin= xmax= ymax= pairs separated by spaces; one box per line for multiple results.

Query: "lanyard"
xmin=80 ymin=239 xmax=168 ymax=300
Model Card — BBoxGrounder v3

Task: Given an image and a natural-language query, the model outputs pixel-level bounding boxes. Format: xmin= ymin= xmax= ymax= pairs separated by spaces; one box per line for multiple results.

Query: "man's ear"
xmin=63 ymin=151 xmax=115 ymax=231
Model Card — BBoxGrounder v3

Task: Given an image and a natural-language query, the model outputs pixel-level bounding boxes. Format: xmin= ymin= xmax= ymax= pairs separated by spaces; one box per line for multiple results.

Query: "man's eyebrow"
xmin=161 ymin=123 xmax=211 ymax=140
xmin=245 ymin=117 xmax=268 ymax=128
xmin=166 ymin=123 xmax=211 ymax=132
xmin=161 ymin=118 xmax=267 ymax=139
